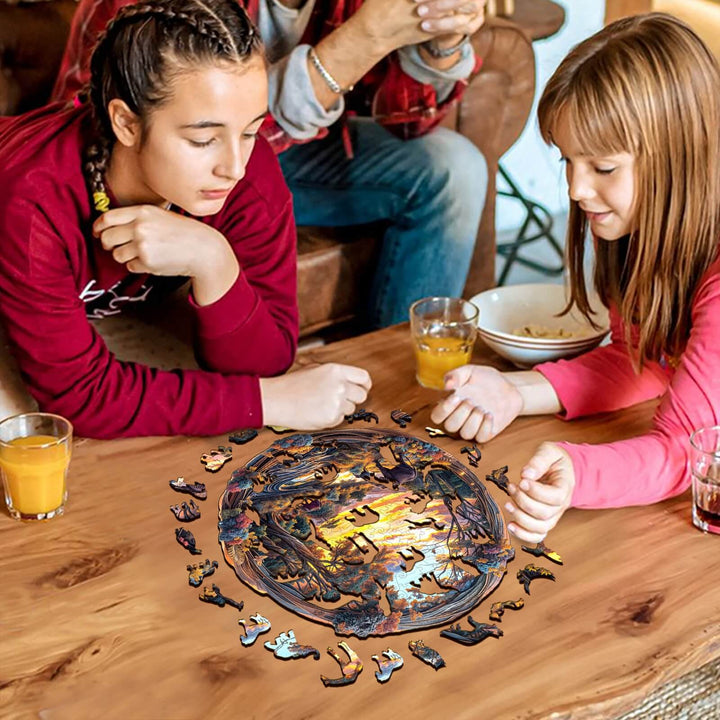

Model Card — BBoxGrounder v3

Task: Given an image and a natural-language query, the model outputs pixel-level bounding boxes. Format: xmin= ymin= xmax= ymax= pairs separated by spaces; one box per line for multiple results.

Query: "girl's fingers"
xmin=99 ymin=225 xmax=134 ymax=251
xmin=442 ymin=400 xmax=475 ymax=434
xmin=430 ymin=392 xmax=463 ymax=424
xmin=458 ymin=407 xmax=483 ymax=440
xmin=517 ymin=477 xmax=568 ymax=506
xmin=508 ymin=485 xmax=558 ymax=521
xmin=503 ymin=501 xmax=552 ymax=536
xmin=475 ymin=411 xmax=495 ymax=443
xmin=443 ymin=365 xmax=474 ymax=391
xmin=507 ymin=522 xmax=548 ymax=544
xmin=112 ymin=243 xmax=139 ymax=266
xmin=521 ymin=442 xmax=564 ymax=482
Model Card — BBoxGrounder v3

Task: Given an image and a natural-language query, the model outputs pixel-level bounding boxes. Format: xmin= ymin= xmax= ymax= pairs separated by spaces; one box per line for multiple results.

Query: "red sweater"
xmin=0 ymin=104 xmax=298 ymax=438
xmin=51 ymin=0 xmax=480 ymax=152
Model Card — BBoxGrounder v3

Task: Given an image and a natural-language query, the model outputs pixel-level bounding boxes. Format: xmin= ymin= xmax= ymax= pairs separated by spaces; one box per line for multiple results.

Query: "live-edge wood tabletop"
xmin=2 ymin=324 xmax=718 ymax=720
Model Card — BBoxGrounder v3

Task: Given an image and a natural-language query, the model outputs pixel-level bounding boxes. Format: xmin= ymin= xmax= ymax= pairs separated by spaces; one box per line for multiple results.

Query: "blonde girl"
xmin=431 ymin=13 xmax=720 ymax=541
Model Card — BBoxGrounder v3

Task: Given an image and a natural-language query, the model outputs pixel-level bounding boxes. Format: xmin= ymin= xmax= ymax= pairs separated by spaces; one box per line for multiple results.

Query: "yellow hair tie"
xmin=93 ymin=191 xmax=110 ymax=213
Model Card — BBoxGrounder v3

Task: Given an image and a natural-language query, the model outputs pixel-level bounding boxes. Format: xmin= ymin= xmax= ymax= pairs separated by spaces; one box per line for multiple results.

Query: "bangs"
xmin=539 ymin=61 xmax=639 ymax=158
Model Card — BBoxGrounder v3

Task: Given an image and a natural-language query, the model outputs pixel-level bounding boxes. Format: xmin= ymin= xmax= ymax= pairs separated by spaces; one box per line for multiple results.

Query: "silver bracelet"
xmin=308 ymin=47 xmax=353 ymax=95
xmin=421 ymin=34 xmax=471 ymax=59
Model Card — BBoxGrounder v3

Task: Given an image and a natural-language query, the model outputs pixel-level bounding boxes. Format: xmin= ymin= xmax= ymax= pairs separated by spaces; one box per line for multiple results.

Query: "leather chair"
xmin=0 ymin=1 xmax=536 ymax=337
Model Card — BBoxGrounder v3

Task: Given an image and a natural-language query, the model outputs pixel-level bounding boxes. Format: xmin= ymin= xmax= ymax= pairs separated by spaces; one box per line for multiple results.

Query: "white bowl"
xmin=469 ymin=284 xmax=610 ymax=369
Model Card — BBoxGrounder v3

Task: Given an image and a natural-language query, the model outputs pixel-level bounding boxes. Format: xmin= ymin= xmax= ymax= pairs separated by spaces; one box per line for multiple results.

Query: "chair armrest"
xmin=460 ymin=17 xmax=536 ymax=165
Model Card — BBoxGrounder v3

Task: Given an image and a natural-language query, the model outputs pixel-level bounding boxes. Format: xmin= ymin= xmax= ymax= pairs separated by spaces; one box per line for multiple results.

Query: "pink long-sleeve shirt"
xmin=535 ymin=258 xmax=720 ymax=509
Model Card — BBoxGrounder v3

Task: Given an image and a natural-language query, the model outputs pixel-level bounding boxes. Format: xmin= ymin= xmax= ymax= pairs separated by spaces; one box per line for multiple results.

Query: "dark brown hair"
xmin=538 ymin=13 xmax=720 ymax=368
xmin=85 ymin=0 xmax=263 ymax=208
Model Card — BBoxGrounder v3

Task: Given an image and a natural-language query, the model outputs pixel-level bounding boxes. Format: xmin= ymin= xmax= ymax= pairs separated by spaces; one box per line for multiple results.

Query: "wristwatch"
xmin=421 ymin=34 xmax=471 ymax=59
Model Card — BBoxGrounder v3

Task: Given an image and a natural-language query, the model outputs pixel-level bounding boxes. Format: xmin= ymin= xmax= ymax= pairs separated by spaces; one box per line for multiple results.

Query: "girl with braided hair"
xmin=0 ymin=0 xmax=370 ymax=438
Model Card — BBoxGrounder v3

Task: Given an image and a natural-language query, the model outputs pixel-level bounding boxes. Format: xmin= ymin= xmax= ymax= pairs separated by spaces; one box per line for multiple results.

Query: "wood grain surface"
xmin=2 ymin=325 xmax=717 ymax=720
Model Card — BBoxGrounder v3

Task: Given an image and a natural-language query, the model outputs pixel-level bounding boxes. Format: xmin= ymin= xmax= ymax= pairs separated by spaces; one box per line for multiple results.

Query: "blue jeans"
xmin=279 ymin=118 xmax=488 ymax=328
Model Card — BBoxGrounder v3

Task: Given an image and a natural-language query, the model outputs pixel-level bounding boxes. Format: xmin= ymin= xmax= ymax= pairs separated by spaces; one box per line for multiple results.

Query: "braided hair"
xmin=84 ymin=0 xmax=263 ymax=213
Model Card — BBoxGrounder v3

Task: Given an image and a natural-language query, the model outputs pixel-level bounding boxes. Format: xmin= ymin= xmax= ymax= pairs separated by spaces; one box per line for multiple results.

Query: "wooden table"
xmin=2 ymin=325 xmax=718 ymax=720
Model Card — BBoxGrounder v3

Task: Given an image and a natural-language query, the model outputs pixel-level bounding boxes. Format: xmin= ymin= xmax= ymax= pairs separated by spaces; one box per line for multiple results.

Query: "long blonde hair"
xmin=538 ymin=13 xmax=720 ymax=368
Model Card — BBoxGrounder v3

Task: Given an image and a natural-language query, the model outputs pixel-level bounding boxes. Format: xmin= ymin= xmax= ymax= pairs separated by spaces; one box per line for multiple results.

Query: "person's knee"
xmin=415 ymin=130 xmax=487 ymax=216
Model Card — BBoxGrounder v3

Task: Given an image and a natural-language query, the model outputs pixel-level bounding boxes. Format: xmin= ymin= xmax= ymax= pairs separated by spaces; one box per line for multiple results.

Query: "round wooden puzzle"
xmin=219 ymin=429 xmax=514 ymax=637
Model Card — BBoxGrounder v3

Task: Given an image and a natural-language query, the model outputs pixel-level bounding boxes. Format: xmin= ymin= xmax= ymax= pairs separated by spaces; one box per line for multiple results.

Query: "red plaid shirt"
xmin=52 ymin=0 xmax=481 ymax=153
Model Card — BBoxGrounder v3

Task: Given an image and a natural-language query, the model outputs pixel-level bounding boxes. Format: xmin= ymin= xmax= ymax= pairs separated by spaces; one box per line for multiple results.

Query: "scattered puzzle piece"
xmin=372 ymin=649 xmax=403 ymax=683
xmin=390 ymin=409 xmax=412 ymax=428
xmin=344 ymin=409 xmax=379 ymax=424
xmin=440 ymin=617 xmax=503 ymax=646
xmin=408 ymin=640 xmax=445 ymax=670
xmin=517 ymin=564 xmax=556 ymax=594
xmin=175 ymin=527 xmax=202 ymax=555
xmin=239 ymin=614 xmax=271 ymax=647
xmin=186 ymin=559 xmax=218 ymax=587
xmin=199 ymin=583 xmax=244 ymax=611
xmin=486 ymin=465 xmax=510 ymax=494
xmin=200 ymin=446 xmax=233 ymax=472
xmin=170 ymin=499 xmax=201 ymax=522
xmin=169 ymin=476 xmax=207 ymax=500
xmin=425 ymin=426 xmax=447 ymax=438
xmin=320 ymin=642 xmax=363 ymax=687
xmin=460 ymin=444 xmax=482 ymax=467
xmin=521 ymin=540 xmax=563 ymax=565
xmin=267 ymin=425 xmax=293 ymax=434
xmin=229 ymin=429 xmax=258 ymax=445
xmin=489 ymin=598 xmax=525 ymax=622
xmin=264 ymin=630 xmax=320 ymax=660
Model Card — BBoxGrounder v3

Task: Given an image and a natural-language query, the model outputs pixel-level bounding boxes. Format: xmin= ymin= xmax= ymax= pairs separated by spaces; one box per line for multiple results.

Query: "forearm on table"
xmin=505 ymin=370 xmax=563 ymax=416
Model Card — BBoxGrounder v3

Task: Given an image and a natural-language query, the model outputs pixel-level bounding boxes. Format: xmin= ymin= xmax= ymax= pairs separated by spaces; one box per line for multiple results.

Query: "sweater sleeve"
xmin=558 ymin=267 xmax=720 ymax=508
xmin=0 ymin=195 xmax=285 ymax=439
xmin=189 ymin=167 xmax=298 ymax=376
xmin=535 ymin=305 xmax=670 ymax=419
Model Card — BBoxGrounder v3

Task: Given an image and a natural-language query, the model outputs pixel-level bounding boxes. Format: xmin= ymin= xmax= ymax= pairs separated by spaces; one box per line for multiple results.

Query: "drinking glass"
xmin=0 ymin=412 xmax=73 ymax=521
xmin=410 ymin=297 xmax=479 ymax=390
xmin=689 ymin=425 xmax=720 ymax=534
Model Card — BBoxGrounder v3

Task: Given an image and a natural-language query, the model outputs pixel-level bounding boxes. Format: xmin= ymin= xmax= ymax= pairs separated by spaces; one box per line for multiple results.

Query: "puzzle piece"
xmin=489 ymin=598 xmax=525 ymax=622
xmin=229 ymin=429 xmax=258 ymax=445
xmin=200 ymin=446 xmax=233 ymax=472
xmin=390 ymin=409 xmax=412 ymax=428
xmin=460 ymin=444 xmax=482 ymax=467
xmin=440 ymin=617 xmax=503 ymax=646
xmin=175 ymin=527 xmax=202 ymax=555
xmin=239 ymin=614 xmax=271 ymax=647
xmin=408 ymin=640 xmax=445 ymax=670
xmin=170 ymin=499 xmax=201 ymax=522
xmin=521 ymin=540 xmax=563 ymax=565
xmin=264 ymin=630 xmax=320 ymax=660
xmin=372 ymin=649 xmax=404 ymax=683
xmin=425 ymin=426 xmax=447 ymax=438
xmin=486 ymin=465 xmax=510 ymax=494
xmin=199 ymin=583 xmax=244 ymax=611
xmin=320 ymin=642 xmax=363 ymax=687
xmin=169 ymin=476 xmax=207 ymax=500
xmin=344 ymin=408 xmax=379 ymax=424
xmin=517 ymin=563 xmax=555 ymax=594
xmin=186 ymin=559 xmax=218 ymax=587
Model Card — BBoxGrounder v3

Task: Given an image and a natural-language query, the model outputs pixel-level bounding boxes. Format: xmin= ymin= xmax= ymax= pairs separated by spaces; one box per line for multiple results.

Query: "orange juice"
xmin=414 ymin=336 xmax=472 ymax=390
xmin=0 ymin=435 xmax=70 ymax=517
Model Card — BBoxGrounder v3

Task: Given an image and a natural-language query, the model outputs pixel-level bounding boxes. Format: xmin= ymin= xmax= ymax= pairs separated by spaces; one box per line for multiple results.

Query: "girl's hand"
xmin=415 ymin=0 xmax=486 ymax=44
xmin=93 ymin=205 xmax=238 ymax=305
xmin=260 ymin=363 xmax=372 ymax=430
xmin=505 ymin=442 xmax=575 ymax=543
xmin=430 ymin=364 xmax=523 ymax=442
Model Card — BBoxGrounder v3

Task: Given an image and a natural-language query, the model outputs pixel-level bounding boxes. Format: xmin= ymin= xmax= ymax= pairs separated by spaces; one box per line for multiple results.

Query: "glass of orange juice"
xmin=410 ymin=297 xmax=479 ymax=390
xmin=0 ymin=412 xmax=73 ymax=521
